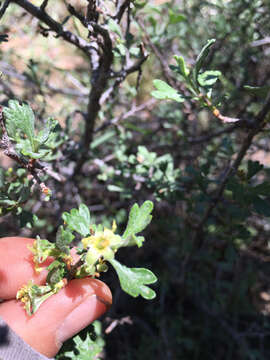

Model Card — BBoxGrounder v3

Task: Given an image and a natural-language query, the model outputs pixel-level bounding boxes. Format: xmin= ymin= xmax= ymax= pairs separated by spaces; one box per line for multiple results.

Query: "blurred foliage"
xmin=1 ymin=0 xmax=270 ymax=359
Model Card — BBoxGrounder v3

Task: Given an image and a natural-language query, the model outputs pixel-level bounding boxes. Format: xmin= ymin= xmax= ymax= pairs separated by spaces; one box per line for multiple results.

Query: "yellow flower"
xmin=16 ymin=280 xmax=34 ymax=312
xmin=54 ymin=278 xmax=67 ymax=292
xmin=82 ymin=221 xmax=122 ymax=265
xmin=28 ymin=241 xmax=45 ymax=273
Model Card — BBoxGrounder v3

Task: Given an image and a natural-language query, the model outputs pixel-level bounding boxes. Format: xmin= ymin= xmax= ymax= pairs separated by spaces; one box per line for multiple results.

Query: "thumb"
xmin=0 ymin=278 xmax=112 ymax=358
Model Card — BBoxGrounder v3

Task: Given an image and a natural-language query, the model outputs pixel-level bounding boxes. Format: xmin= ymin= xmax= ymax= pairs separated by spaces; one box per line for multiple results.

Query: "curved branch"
xmin=12 ymin=0 xmax=93 ymax=58
xmin=0 ymin=0 xmax=11 ymax=20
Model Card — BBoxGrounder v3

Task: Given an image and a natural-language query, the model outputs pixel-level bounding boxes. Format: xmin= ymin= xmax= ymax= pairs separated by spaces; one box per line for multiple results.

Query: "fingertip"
xmin=0 ymin=237 xmax=49 ymax=299
xmin=0 ymin=277 xmax=112 ymax=358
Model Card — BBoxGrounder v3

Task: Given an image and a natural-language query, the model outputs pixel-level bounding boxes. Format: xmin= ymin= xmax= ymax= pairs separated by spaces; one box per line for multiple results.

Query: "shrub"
xmin=1 ymin=1 xmax=270 ymax=359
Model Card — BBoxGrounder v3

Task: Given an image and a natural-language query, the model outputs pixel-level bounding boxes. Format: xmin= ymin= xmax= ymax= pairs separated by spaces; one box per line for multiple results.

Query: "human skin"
xmin=0 ymin=237 xmax=112 ymax=358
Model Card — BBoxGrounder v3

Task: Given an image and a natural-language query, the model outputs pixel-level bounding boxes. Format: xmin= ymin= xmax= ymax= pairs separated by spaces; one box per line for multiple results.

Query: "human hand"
xmin=0 ymin=237 xmax=112 ymax=358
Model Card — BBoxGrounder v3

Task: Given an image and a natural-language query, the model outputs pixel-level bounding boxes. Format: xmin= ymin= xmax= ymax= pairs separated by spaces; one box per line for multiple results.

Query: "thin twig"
xmin=194 ymin=96 xmax=270 ymax=246
xmin=187 ymin=123 xmax=240 ymax=144
xmin=40 ymin=0 xmax=48 ymax=11
xmin=12 ymin=0 xmax=93 ymax=58
xmin=114 ymin=0 xmax=131 ymax=22
xmin=137 ymin=17 xmax=176 ymax=88
xmin=94 ymin=98 xmax=157 ymax=134
xmin=0 ymin=0 xmax=11 ymax=20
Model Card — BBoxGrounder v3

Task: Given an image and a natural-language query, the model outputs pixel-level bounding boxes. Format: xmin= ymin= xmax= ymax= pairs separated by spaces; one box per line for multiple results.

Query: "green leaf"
xmin=3 ymin=100 xmax=36 ymax=151
xmin=109 ymin=259 xmax=157 ymax=299
xmin=133 ymin=0 xmax=147 ymax=9
xmin=151 ymin=80 xmax=184 ymax=103
xmin=253 ymin=182 xmax=270 ymax=196
xmin=56 ymin=226 xmax=74 ymax=254
xmin=168 ymin=9 xmax=186 ymax=24
xmin=107 ymin=19 xmax=122 ymax=37
xmin=193 ymin=39 xmax=216 ymax=83
xmin=90 ymin=130 xmax=115 ymax=149
xmin=253 ymin=196 xmax=270 ymax=217
xmin=107 ymin=184 xmax=124 ymax=192
xmin=63 ymin=324 xmax=105 ymax=360
xmin=34 ymin=237 xmax=57 ymax=263
xmin=62 ymin=204 xmax=91 ymax=237
xmin=198 ymin=70 xmax=221 ymax=87
xmin=123 ymin=201 xmax=153 ymax=247
xmin=36 ymin=117 xmax=58 ymax=146
xmin=244 ymin=85 xmax=270 ymax=98
xmin=0 ymin=193 xmax=16 ymax=206
xmin=28 ymin=285 xmax=55 ymax=315
xmin=47 ymin=261 xmax=66 ymax=285
xmin=247 ymin=160 xmax=264 ymax=180
xmin=18 ymin=210 xmax=35 ymax=228
xmin=173 ymin=55 xmax=189 ymax=77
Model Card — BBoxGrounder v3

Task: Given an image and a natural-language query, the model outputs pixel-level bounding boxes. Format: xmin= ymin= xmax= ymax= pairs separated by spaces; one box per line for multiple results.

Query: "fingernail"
xmin=56 ymin=295 xmax=107 ymax=345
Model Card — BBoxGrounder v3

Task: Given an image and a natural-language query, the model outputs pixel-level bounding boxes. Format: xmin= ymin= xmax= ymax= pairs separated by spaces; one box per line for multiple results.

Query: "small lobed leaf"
xmin=64 ymin=327 xmax=105 ymax=360
xmin=122 ymin=201 xmax=153 ymax=246
xmin=62 ymin=204 xmax=91 ymax=237
xmin=33 ymin=237 xmax=56 ymax=263
xmin=56 ymin=225 xmax=74 ymax=254
xmin=151 ymin=79 xmax=184 ymax=103
xmin=173 ymin=55 xmax=189 ymax=77
xmin=3 ymin=100 xmax=36 ymax=151
xmin=109 ymin=259 xmax=157 ymax=300
xmin=253 ymin=182 xmax=270 ymax=196
xmin=247 ymin=160 xmax=264 ymax=180
xmin=36 ymin=117 xmax=58 ymax=146
xmin=193 ymin=39 xmax=216 ymax=83
xmin=16 ymin=140 xmax=51 ymax=159
xmin=198 ymin=70 xmax=221 ymax=87
xmin=107 ymin=19 xmax=122 ymax=37
xmin=244 ymin=85 xmax=270 ymax=98
xmin=168 ymin=9 xmax=186 ymax=24
xmin=46 ymin=261 xmax=66 ymax=285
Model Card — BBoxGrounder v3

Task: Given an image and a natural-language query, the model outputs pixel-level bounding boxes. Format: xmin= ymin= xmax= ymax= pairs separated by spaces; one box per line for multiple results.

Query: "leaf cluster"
xmin=17 ymin=201 xmax=157 ymax=315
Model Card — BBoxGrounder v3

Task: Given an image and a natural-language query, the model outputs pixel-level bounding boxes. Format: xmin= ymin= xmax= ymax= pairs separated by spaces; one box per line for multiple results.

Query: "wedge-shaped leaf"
xmin=110 ymin=259 xmax=157 ymax=299
xmin=244 ymin=85 xmax=270 ymax=98
xmin=173 ymin=55 xmax=189 ymax=77
xmin=56 ymin=226 xmax=74 ymax=254
xmin=198 ymin=70 xmax=221 ymax=87
xmin=47 ymin=261 xmax=66 ymax=285
xmin=3 ymin=100 xmax=36 ymax=151
xmin=26 ymin=285 xmax=54 ymax=315
xmin=151 ymin=80 xmax=184 ymax=103
xmin=34 ymin=237 xmax=56 ymax=263
xmin=122 ymin=201 xmax=153 ymax=247
xmin=36 ymin=117 xmax=58 ymax=145
xmin=253 ymin=182 xmax=270 ymax=196
xmin=16 ymin=140 xmax=51 ymax=159
xmin=62 ymin=204 xmax=91 ymax=237
xmin=168 ymin=9 xmax=186 ymax=24
xmin=247 ymin=160 xmax=264 ymax=180
xmin=134 ymin=0 xmax=147 ymax=9
xmin=107 ymin=19 xmax=122 ymax=37
xmin=193 ymin=39 xmax=216 ymax=83
xmin=0 ymin=193 xmax=16 ymax=206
